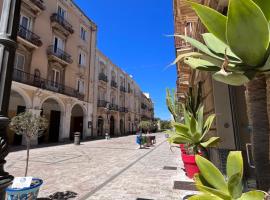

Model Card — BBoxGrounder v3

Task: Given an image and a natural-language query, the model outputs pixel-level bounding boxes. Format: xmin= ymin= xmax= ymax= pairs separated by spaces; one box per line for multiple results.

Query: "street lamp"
xmin=0 ymin=0 xmax=22 ymax=197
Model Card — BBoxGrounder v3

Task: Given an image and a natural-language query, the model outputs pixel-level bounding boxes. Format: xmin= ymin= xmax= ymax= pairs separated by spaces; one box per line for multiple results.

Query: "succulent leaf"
xmin=252 ymin=0 xmax=270 ymax=22
xmin=200 ymin=137 xmax=220 ymax=148
xmin=213 ymin=69 xmax=249 ymax=86
xmin=238 ymin=191 xmax=266 ymax=200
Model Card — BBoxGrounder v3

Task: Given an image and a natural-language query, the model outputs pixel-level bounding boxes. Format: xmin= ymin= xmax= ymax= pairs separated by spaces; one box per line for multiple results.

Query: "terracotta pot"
xmin=182 ymin=153 xmax=200 ymax=178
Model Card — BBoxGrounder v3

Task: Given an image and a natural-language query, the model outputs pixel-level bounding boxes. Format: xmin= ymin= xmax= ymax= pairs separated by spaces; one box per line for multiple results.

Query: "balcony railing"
xmin=120 ymin=86 xmax=126 ymax=93
xmin=30 ymin=0 xmax=45 ymax=10
xmin=99 ymin=73 xmax=108 ymax=82
xmin=97 ymin=100 xmax=108 ymax=108
xmin=13 ymin=69 xmax=84 ymax=100
xmin=18 ymin=25 xmax=42 ymax=47
xmin=50 ymin=13 xmax=74 ymax=34
xmin=109 ymin=104 xmax=118 ymax=111
xmin=47 ymin=46 xmax=73 ymax=64
xmin=119 ymin=107 xmax=128 ymax=113
xmin=111 ymin=80 xmax=118 ymax=88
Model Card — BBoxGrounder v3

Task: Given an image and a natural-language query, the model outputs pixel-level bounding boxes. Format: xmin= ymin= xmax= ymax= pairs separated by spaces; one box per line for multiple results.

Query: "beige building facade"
xmin=0 ymin=0 xmax=97 ymax=144
xmin=93 ymin=50 xmax=154 ymax=137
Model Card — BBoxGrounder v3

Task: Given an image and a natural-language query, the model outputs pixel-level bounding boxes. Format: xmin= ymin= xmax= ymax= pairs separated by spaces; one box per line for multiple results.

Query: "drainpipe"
xmin=0 ymin=0 xmax=22 ymax=197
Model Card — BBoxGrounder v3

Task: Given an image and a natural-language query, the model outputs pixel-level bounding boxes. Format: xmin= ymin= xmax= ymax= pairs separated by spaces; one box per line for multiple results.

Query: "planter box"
xmin=182 ymin=153 xmax=200 ymax=178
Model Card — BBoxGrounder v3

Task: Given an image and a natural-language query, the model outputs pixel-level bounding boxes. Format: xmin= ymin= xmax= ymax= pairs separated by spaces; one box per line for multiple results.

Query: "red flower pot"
xmin=180 ymin=144 xmax=186 ymax=154
xmin=182 ymin=153 xmax=200 ymax=178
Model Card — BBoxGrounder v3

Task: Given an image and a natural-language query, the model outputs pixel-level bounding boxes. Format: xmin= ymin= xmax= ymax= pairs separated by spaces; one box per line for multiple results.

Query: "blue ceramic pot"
xmin=6 ymin=178 xmax=43 ymax=200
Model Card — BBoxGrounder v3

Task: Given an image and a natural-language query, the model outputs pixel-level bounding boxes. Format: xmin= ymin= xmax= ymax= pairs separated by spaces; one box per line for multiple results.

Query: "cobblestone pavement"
xmin=6 ymin=133 xmax=197 ymax=200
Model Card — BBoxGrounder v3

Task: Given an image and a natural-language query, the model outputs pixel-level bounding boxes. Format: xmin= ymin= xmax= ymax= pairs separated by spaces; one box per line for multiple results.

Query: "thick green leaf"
xmin=202 ymin=33 xmax=240 ymax=59
xmin=213 ymin=69 xmax=250 ymax=86
xmin=258 ymin=52 xmax=270 ymax=72
xmin=202 ymin=114 xmax=215 ymax=138
xmin=190 ymin=116 xmax=197 ymax=134
xmin=228 ymin=173 xmax=243 ymax=199
xmin=200 ymin=137 xmax=220 ymax=148
xmin=227 ymin=0 xmax=269 ymax=67
xmin=252 ymin=0 xmax=270 ymax=22
xmin=172 ymin=122 xmax=189 ymax=134
xmin=227 ymin=151 xmax=243 ymax=179
xmin=196 ymin=106 xmax=204 ymax=133
xmin=189 ymin=2 xmax=227 ymax=44
xmin=175 ymin=35 xmax=224 ymax=61
xmin=172 ymin=52 xmax=203 ymax=65
xmin=184 ymin=57 xmax=221 ymax=72
xmin=183 ymin=107 xmax=191 ymax=126
xmin=188 ymin=194 xmax=222 ymax=200
xmin=168 ymin=135 xmax=192 ymax=144
xmin=195 ymin=155 xmax=228 ymax=193
xmin=196 ymin=184 xmax=231 ymax=200
xmin=238 ymin=191 xmax=266 ymax=200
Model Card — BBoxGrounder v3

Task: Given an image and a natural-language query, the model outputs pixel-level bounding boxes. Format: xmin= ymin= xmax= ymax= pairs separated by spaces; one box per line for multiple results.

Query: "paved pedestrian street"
xmin=6 ymin=134 xmax=197 ymax=200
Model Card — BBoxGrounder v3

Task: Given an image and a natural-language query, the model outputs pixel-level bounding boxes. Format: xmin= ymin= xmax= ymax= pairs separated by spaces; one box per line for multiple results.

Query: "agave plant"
xmin=167 ymin=105 xmax=219 ymax=154
xmin=174 ymin=0 xmax=270 ymax=190
xmin=185 ymin=83 xmax=202 ymax=119
xmin=166 ymin=88 xmax=182 ymax=122
xmin=189 ymin=151 xmax=267 ymax=200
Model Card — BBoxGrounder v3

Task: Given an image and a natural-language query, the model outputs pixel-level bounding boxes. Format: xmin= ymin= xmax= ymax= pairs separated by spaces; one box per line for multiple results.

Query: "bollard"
xmin=74 ymin=132 xmax=80 ymax=145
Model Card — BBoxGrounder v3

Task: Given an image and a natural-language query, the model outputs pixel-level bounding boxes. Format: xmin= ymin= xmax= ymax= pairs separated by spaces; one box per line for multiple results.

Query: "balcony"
xmin=119 ymin=107 xmax=128 ymax=113
xmin=99 ymin=73 xmax=108 ymax=83
xmin=13 ymin=69 xmax=84 ymax=100
xmin=111 ymin=80 xmax=118 ymax=88
xmin=47 ymin=46 xmax=73 ymax=65
xmin=141 ymin=103 xmax=147 ymax=110
xmin=120 ymin=86 xmax=126 ymax=93
xmin=109 ymin=104 xmax=118 ymax=111
xmin=97 ymin=100 xmax=108 ymax=108
xmin=23 ymin=0 xmax=45 ymax=15
xmin=17 ymin=25 xmax=42 ymax=48
xmin=50 ymin=13 xmax=74 ymax=36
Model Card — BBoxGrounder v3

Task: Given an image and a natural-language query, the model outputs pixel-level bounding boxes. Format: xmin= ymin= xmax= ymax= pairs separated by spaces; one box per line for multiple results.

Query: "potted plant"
xmin=189 ymin=151 xmax=267 ymax=200
xmin=167 ymin=105 xmax=220 ymax=178
xmin=7 ymin=111 xmax=48 ymax=199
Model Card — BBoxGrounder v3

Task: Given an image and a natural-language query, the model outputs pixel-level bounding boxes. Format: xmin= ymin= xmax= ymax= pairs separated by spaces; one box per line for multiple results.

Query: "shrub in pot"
xmin=167 ymin=106 xmax=220 ymax=178
xmin=189 ymin=151 xmax=267 ymax=200
xmin=7 ymin=111 xmax=48 ymax=199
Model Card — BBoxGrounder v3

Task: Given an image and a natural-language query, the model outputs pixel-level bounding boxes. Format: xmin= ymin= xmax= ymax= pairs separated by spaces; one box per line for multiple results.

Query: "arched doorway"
xmin=97 ymin=116 xmax=104 ymax=136
xmin=70 ymin=104 xmax=84 ymax=140
xmin=8 ymin=90 xmax=27 ymax=145
xmin=41 ymin=98 xmax=62 ymax=143
xmin=110 ymin=116 xmax=115 ymax=136
xmin=120 ymin=119 xmax=124 ymax=135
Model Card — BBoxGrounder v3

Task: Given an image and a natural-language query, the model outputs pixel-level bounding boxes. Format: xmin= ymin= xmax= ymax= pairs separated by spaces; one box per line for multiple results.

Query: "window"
xmin=53 ymin=36 xmax=65 ymax=52
xmin=80 ymin=26 xmax=87 ymax=41
xmin=77 ymin=79 xmax=85 ymax=94
xmin=15 ymin=53 xmax=25 ymax=70
xmin=79 ymin=51 xmax=86 ymax=66
xmin=57 ymin=5 xmax=66 ymax=19
xmin=51 ymin=69 xmax=60 ymax=88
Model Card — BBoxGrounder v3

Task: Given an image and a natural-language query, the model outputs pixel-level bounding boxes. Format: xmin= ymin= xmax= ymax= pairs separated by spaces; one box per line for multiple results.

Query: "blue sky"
xmin=74 ymin=0 xmax=176 ymax=120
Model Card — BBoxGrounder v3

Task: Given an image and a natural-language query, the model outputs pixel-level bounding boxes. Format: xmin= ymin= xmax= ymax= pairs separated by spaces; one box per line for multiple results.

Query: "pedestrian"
xmin=136 ymin=130 xmax=142 ymax=149
xmin=105 ymin=132 xmax=110 ymax=140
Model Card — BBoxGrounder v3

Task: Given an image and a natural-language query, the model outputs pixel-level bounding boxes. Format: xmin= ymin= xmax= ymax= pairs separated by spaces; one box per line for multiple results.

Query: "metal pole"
xmin=0 ymin=0 xmax=21 ymax=197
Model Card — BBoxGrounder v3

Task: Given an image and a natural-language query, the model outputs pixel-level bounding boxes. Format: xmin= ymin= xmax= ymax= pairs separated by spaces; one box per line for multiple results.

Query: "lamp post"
xmin=0 ymin=0 xmax=22 ymax=197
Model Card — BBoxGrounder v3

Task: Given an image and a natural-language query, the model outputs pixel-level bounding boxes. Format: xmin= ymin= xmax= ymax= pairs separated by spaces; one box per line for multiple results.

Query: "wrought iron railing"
xmin=50 ymin=13 xmax=74 ymax=34
xmin=120 ymin=86 xmax=126 ymax=93
xmin=18 ymin=25 xmax=42 ymax=47
xmin=13 ymin=69 xmax=84 ymax=100
xmin=111 ymin=80 xmax=117 ymax=88
xmin=47 ymin=45 xmax=73 ymax=64
xmin=97 ymin=100 xmax=108 ymax=108
xmin=99 ymin=73 xmax=108 ymax=82
xmin=119 ymin=107 xmax=128 ymax=113
xmin=30 ymin=0 xmax=45 ymax=10
xmin=109 ymin=103 xmax=118 ymax=111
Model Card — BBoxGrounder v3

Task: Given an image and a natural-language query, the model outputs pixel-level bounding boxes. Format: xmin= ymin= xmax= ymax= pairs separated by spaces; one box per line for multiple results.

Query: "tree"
xmin=9 ymin=111 xmax=48 ymax=176
xmin=160 ymin=120 xmax=172 ymax=130
xmin=174 ymin=0 xmax=270 ymax=190
xmin=138 ymin=121 xmax=152 ymax=133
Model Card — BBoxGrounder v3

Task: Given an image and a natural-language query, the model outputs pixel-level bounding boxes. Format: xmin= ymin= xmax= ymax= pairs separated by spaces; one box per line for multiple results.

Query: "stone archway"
xmin=8 ymin=90 xmax=28 ymax=145
xmin=41 ymin=98 xmax=63 ymax=143
xmin=110 ymin=116 xmax=115 ymax=136
xmin=70 ymin=104 xmax=85 ymax=140
xmin=97 ymin=116 xmax=104 ymax=136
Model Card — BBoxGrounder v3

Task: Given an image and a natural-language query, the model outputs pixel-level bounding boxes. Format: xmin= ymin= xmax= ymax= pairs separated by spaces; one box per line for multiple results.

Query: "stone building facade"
xmin=93 ymin=50 xmax=154 ymax=137
xmin=0 ymin=0 xmax=97 ymax=144
xmin=173 ymin=0 xmax=255 ymax=182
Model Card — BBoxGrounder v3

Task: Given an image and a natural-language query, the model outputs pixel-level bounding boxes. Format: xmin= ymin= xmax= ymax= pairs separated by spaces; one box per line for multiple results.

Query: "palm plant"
xmin=167 ymin=105 xmax=219 ymax=154
xmin=190 ymin=151 xmax=266 ymax=200
xmin=174 ymin=0 xmax=270 ymax=190
xmin=9 ymin=111 xmax=48 ymax=176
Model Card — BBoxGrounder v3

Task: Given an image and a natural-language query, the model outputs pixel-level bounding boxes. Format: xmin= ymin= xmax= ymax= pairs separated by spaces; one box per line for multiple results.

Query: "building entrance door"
xmin=49 ymin=110 xmax=60 ymax=143
xmin=110 ymin=116 xmax=115 ymax=136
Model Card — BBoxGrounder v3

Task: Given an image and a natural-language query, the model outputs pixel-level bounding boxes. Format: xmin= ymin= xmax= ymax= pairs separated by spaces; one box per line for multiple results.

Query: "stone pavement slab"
xmin=6 ymin=134 xmax=197 ymax=199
